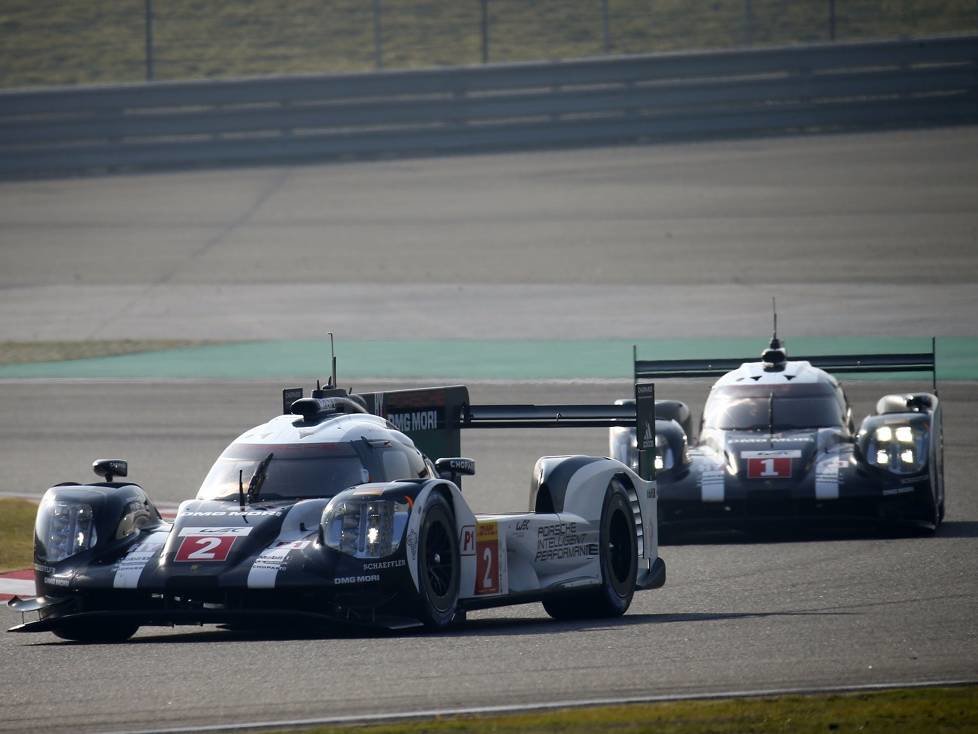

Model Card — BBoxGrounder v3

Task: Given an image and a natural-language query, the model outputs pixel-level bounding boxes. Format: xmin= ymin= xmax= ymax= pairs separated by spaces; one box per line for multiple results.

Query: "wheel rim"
xmin=425 ymin=519 xmax=454 ymax=604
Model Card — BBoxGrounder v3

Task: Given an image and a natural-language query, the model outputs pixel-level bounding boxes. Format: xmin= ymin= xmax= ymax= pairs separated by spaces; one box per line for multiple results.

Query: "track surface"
xmin=1 ymin=128 xmax=977 ymax=732
xmin=1 ymin=380 xmax=976 ymax=734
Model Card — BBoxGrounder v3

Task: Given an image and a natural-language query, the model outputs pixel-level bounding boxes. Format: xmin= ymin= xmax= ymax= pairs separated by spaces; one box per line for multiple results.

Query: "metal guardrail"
xmin=1 ymin=35 xmax=975 ymax=178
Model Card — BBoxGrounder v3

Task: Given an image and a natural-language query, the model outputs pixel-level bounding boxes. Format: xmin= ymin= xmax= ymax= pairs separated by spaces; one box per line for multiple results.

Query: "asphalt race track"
xmin=1 ymin=127 xmax=977 ymax=733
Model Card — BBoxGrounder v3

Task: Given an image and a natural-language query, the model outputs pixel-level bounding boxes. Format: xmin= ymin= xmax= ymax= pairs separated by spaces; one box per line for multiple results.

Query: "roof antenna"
xmin=328 ymin=332 xmax=337 ymax=389
xmin=762 ymin=297 xmax=787 ymax=370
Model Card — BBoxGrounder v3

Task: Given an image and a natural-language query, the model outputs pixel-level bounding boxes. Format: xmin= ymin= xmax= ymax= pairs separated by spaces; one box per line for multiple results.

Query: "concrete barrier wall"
xmin=1 ymin=35 xmax=975 ymax=177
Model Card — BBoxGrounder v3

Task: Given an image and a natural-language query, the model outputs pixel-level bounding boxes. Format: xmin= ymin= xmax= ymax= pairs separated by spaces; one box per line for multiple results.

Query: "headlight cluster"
xmin=655 ymin=434 xmax=676 ymax=472
xmin=37 ymin=500 xmax=98 ymax=563
xmin=321 ymin=496 xmax=410 ymax=559
xmin=865 ymin=423 xmax=927 ymax=474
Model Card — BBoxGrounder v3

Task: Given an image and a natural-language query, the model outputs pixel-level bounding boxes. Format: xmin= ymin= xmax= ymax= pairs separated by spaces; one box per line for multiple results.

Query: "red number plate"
xmin=747 ymin=457 xmax=792 ymax=479
xmin=475 ymin=522 xmax=500 ymax=595
xmin=175 ymin=535 xmax=238 ymax=562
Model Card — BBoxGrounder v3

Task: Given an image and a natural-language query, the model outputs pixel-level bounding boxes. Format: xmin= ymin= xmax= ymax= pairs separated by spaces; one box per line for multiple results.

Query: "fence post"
xmin=480 ymin=0 xmax=490 ymax=63
xmin=601 ymin=0 xmax=610 ymax=54
xmin=372 ymin=0 xmax=383 ymax=69
xmin=144 ymin=0 xmax=155 ymax=81
xmin=828 ymin=0 xmax=836 ymax=40
xmin=744 ymin=0 xmax=753 ymax=46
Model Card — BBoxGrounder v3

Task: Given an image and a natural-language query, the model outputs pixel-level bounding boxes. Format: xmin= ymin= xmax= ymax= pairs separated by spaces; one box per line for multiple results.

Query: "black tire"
xmin=53 ymin=619 xmax=139 ymax=643
xmin=914 ymin=451 xmax=944 ymax=535
xmin=543 ymin=480 xmax=637 ymax=620
xmin=415 ymin=493 xmax=460 ymax=629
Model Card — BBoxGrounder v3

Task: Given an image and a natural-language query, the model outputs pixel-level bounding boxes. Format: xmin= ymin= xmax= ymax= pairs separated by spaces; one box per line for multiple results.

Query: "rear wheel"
xmin=53 ymin=619 xmax=139 ymax=643
xmin=544 ymin=480 xmax=637 ymax=620
xmin=415 ymin=493 xmax=460 ymax=629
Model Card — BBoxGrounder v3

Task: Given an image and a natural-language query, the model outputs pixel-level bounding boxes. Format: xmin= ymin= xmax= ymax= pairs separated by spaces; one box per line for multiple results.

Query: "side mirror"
xmin=93 ymin=459 xmax=128 ymax=483
xmin=435 ymin=457 xmax=475 ymax=488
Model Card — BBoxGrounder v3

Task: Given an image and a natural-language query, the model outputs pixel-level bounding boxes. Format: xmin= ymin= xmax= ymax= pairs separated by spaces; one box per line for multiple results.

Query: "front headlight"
xmin=36 ymin=499 xmax=98 ymax=563
xmin=865 ymin=423 xmax=927 ymax=474
xmin=321 ymin=496 xmax=410 ymax=559
xmin=655 ymin=434 xmax=675 ymax=472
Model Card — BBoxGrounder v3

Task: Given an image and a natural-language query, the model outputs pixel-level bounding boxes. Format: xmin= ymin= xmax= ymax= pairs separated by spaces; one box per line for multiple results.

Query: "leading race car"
xmin=10 ymin=382 xmax=665 ymax=642
xmin=610 ymin=335 xmax=944 ymax=539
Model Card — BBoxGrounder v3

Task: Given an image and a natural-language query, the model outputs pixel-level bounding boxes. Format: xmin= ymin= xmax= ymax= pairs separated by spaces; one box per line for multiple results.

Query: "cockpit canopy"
xmin=703 ymin=382 xmax=848 ymax=432
xmin=196 ymin=438 xmax=432 ymax=502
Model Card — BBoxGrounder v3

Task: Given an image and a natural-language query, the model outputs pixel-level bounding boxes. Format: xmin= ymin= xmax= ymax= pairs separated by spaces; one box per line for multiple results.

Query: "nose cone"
xmin=725 ymin=430 xmax=817 ymax=483
xmin=161 ymin=500 xmax=289 ymax=573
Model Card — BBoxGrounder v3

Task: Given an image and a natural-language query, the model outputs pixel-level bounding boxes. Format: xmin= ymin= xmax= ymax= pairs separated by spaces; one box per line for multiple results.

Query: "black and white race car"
xmin=610 ymin=336 xmax=944 ymax=538
xmin=10 ymin=383 xmax=665 ymax=641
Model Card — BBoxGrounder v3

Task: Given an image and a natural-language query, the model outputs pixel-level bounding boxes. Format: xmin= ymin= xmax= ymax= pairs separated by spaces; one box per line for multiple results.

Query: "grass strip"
xmin=0 ymin=1 xmax=975 ymax=88
xmin=0 ymin=340 xmax=209 ymax=366
xmin=0 ymin=499 xmax=35 ymax=573
xmin=275 ymin=686 xmax=978 ymax=734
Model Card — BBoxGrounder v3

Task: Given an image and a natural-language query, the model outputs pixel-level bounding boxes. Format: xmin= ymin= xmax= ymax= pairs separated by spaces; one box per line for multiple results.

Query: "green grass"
xmin=0 ymin=499 xmax=35 ymax=573
xmin=0 ymin=0 xmax=975 ymax=88
xmin=0 ymin=340 xmax=208 ymax=366
xmin=267 ymin=686 xmax=978 ymax=733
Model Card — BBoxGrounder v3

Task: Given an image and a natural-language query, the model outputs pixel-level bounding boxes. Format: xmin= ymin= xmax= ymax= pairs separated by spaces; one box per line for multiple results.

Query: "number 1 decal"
xmin=747 ymin=457 xmax=792 ymax=479
xmin=475 ymin=522 xmax=499 ymax=594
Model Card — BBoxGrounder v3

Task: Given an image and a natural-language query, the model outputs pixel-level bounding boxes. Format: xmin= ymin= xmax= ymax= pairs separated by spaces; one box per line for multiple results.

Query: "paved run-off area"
xmin=1 ymin=128 xmax=976 ymax=350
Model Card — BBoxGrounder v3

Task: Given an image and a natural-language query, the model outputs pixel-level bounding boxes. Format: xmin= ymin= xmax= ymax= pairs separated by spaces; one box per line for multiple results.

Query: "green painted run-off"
xmin=0 ymin=338 xmax=976 ymax=381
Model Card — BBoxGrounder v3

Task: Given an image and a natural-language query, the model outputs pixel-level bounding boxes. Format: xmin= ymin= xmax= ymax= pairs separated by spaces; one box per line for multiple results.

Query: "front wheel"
xmin=544 ymin=480 xmax=637 ymax=620
xmin=53 ymin=619 xmax=139 ymax=643
xmin=415 ymin=493 xmax=460 ymax=629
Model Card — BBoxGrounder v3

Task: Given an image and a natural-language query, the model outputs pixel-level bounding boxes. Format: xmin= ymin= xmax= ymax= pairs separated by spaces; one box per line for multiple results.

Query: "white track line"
xmin=104 ymin=679 xmax=978 ymax=734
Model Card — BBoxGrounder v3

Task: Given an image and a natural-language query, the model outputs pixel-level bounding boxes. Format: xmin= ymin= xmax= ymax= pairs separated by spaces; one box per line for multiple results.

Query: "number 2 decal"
xmin=185 ymin=536 xmax=223 ymax=560
xmin=175 ymin=533 xmax=240 ymax=562
xmin=481 ymin=547 xmax=493 ymax=589
xmin=475 ymin=522 xmax=500 ymax=594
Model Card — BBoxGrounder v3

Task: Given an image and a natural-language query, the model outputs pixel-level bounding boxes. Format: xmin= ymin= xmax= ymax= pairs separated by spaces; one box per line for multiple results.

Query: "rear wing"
xmin=633 ymin=340 xmax=937 ymax=390
xmin=354 ymin=384 xmax=658 ymax=481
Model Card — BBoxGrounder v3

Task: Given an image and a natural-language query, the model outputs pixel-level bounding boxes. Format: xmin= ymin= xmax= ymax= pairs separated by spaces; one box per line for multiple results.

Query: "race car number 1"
xmin=475 ymin=521 xmax=500 ymax=595
xmin=747 ymin=457 xmax=792 ymax=479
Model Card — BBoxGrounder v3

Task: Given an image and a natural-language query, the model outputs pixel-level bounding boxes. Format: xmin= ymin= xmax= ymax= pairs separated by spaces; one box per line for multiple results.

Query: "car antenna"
xmin=762 ymin=297 xmax=787 ymax=370
xmin=327 ymin=332 xmax=337 ymax=389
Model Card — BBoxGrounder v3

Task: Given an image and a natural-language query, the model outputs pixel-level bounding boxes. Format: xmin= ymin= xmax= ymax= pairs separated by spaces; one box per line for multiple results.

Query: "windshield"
xmin=197 ymin=442 xmax=370 ymax=501
xmin=703 ymin=386 xmax=845 ymax=431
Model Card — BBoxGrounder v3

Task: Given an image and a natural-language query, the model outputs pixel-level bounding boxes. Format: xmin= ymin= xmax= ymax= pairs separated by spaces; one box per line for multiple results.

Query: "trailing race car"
xmin=610 ymin=335 xmax=944 ymax=538
xmin=10 ymin=382 xmax=664 ymax=642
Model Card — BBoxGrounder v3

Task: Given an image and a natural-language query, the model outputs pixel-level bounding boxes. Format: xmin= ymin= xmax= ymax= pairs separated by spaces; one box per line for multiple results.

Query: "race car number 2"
xmin=475 ymin=521 xmax=500 ymax=595
xmin=175 ymin=526 xmax=252 ymax=562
